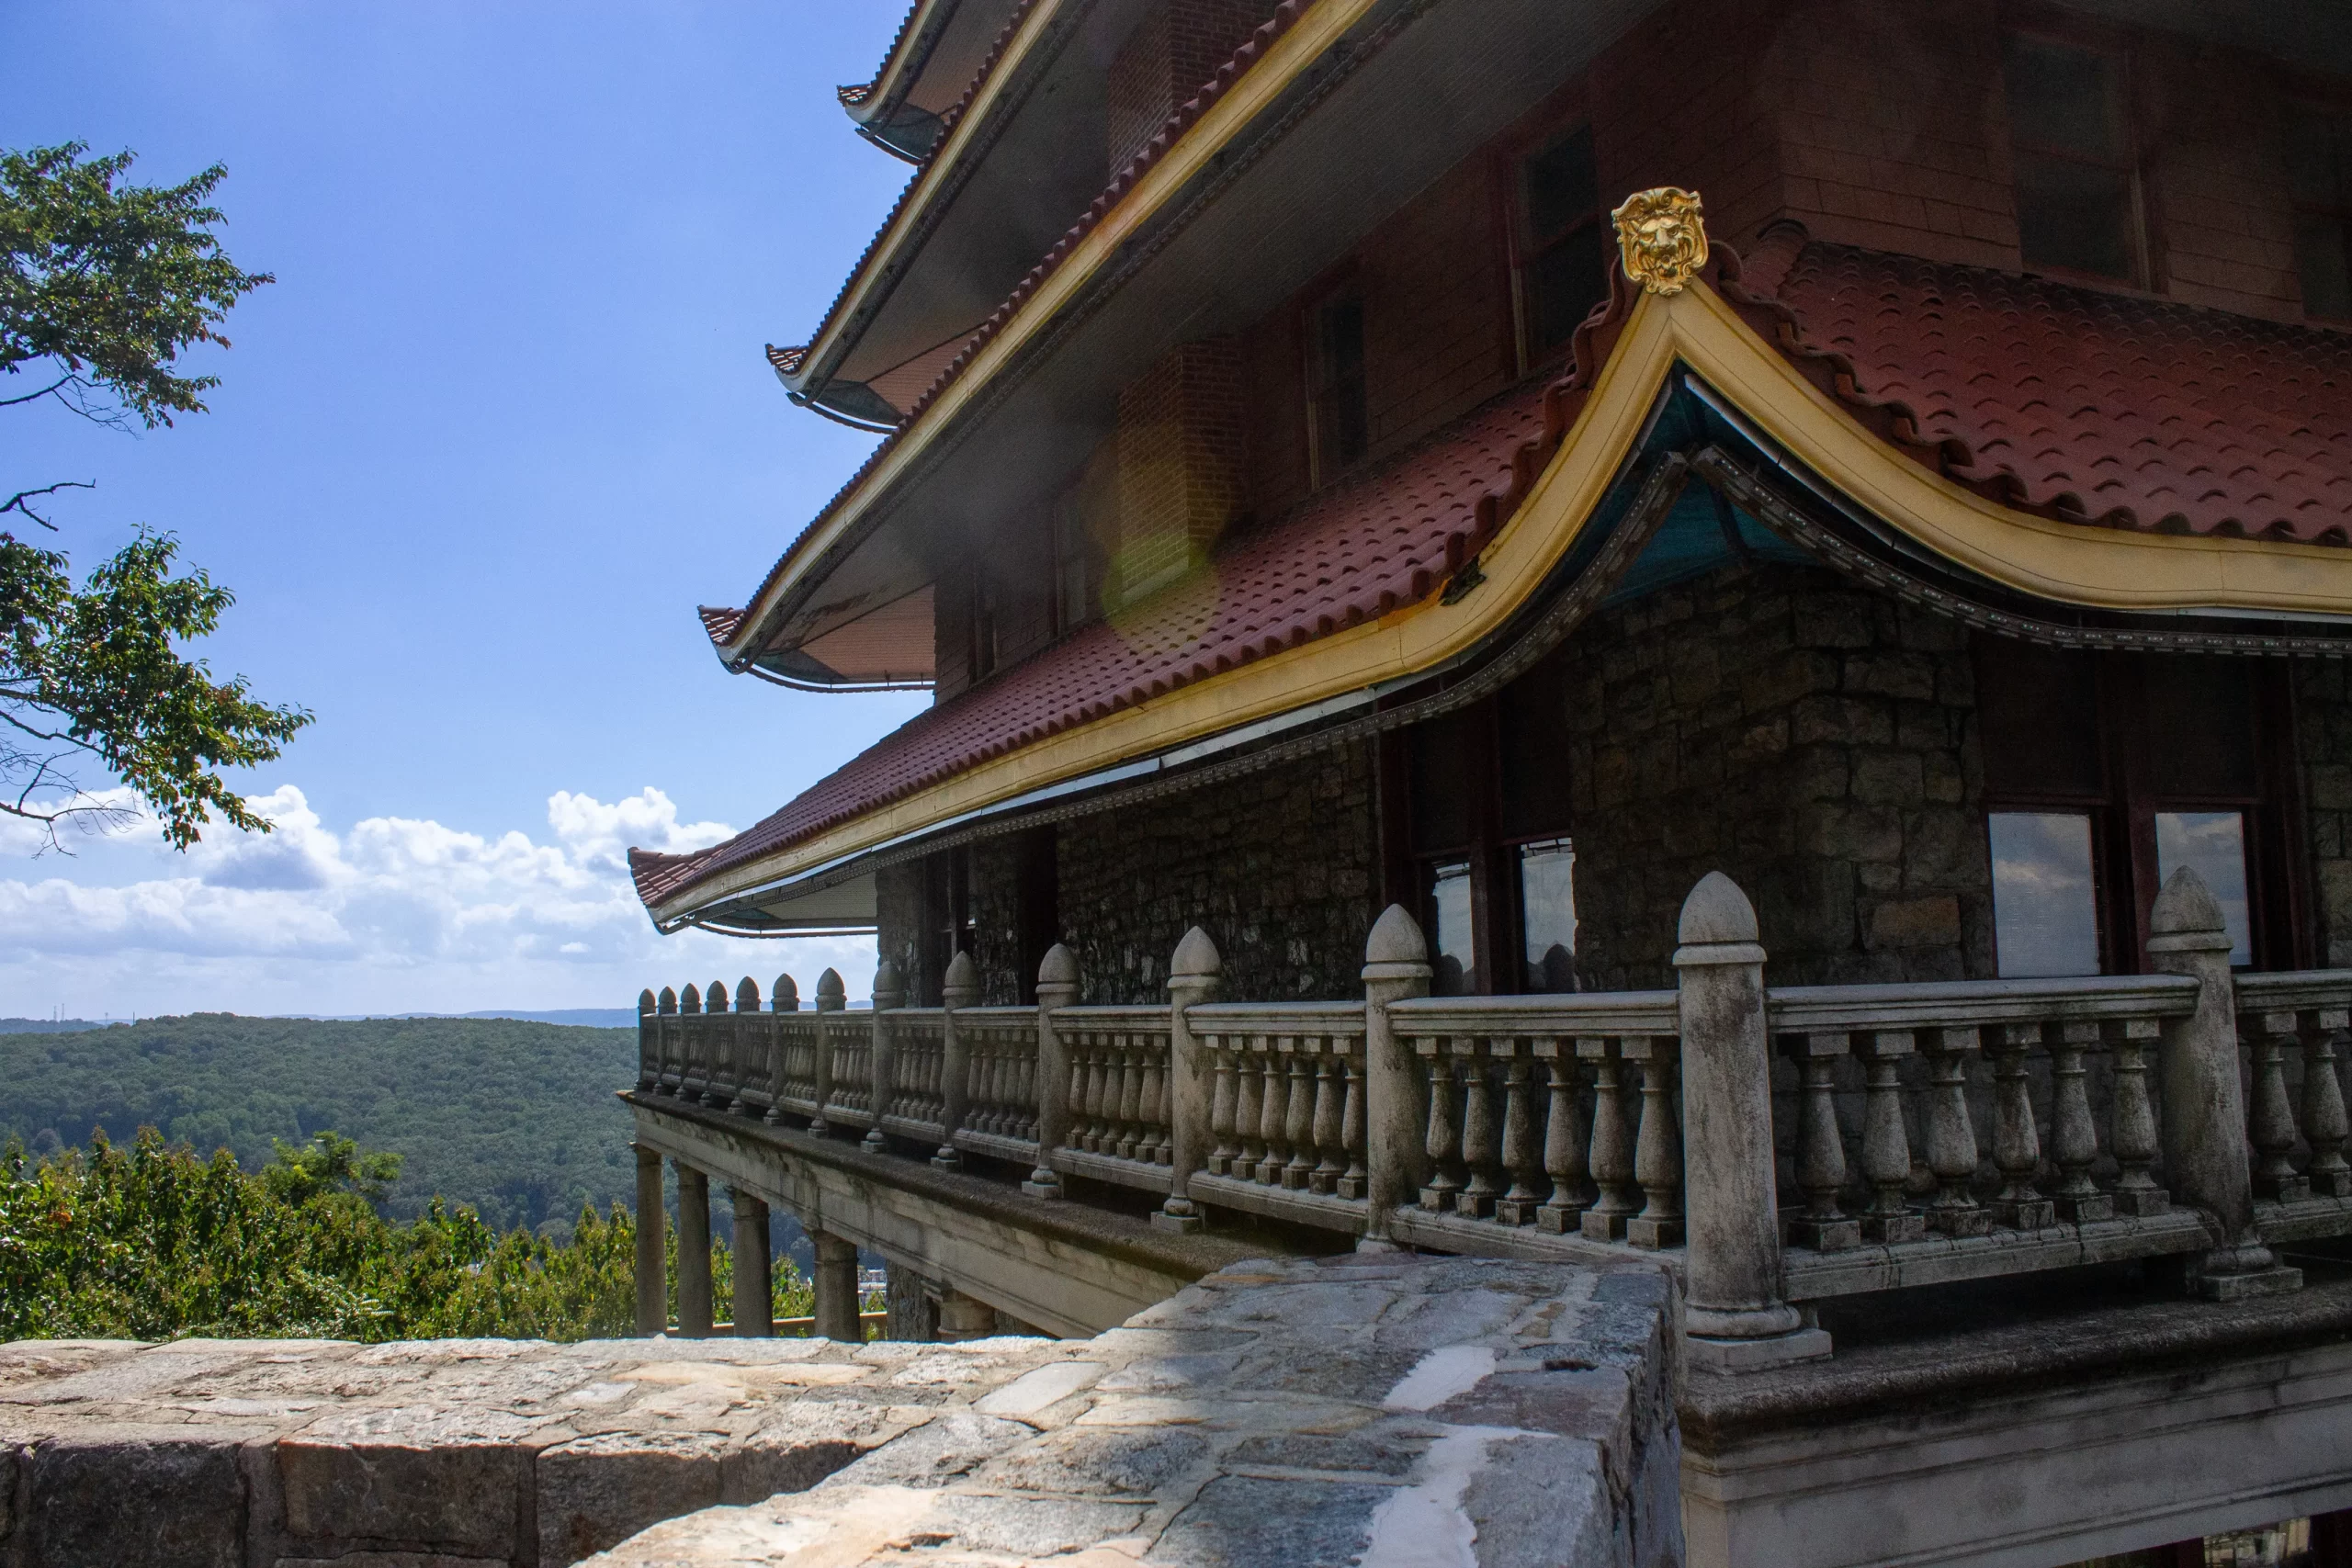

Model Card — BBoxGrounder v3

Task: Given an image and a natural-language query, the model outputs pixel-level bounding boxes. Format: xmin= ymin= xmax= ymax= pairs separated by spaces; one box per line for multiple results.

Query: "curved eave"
xmin=718 ymin=0 xmax=1362 ymax=670
xmin=656 ymin=276 xmax=2352 ymax=928
xmin=841 ymin=0 xmax=959 ymax=160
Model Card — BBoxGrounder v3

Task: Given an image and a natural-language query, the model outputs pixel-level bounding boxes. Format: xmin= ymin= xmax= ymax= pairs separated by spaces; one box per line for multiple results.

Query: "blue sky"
xmin=0 ymin=3 xmax=929 ymax=1015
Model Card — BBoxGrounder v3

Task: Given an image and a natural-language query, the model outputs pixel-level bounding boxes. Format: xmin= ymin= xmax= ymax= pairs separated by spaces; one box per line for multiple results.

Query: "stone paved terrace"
xmin=0 ymin=1255 xmax=1681 ymax=1568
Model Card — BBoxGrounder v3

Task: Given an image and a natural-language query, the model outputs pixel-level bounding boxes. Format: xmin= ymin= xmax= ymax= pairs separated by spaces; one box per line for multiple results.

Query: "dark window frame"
xmin=1302 ymin=267 xmax=1369 ymax=488
xmin=2000 ymin=26 xmax=2149 ymax=288
xmin=2285 ymin=95 xmax=2352 ymax=324
xmin=1974 ymin=641 xmax=2310 ymax=974
xmin=1502 ymin=118 xmax=1608 ymax=375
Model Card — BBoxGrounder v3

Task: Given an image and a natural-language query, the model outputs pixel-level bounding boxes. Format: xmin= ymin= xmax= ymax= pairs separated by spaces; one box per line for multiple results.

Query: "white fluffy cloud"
xmin=0 ymin=786 xmax=877 ymax=1019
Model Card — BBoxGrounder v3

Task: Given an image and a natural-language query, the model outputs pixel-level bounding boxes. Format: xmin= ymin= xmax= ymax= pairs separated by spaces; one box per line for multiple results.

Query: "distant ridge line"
xmin=0 ymin=1009 xmax=638 ymax=1034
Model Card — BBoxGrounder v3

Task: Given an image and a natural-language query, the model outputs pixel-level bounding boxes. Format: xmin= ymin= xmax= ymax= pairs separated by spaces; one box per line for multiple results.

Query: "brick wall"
xmin=1111 ymin=337 xmax=1246 ymax=604
xmin=2139 ymin=31 xmax=2304 ymax=320
xmin=1562 ymin=560 xmax=1993 ymax=989
xmin=1055 ymin=742 xmax=1380 ymax=1004
xmin=1106 ymin=0 xmax=1273 ymax=176
xmin=1359 ymin=160 xmax=1511 ymax=460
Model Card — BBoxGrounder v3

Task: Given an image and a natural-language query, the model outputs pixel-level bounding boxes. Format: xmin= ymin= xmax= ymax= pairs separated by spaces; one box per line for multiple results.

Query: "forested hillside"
xmin=0 ymin=1015 xmax=637 ymax=1235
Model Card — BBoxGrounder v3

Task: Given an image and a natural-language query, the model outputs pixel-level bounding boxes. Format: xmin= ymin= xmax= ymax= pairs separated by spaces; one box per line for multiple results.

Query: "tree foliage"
xmin=2 ymin=141 xmax=307 ymax=850
xmin=0 ymin=1129 xmax=824 ymax=1343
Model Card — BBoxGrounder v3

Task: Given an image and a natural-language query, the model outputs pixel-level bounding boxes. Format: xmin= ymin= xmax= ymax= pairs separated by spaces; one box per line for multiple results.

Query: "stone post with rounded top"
xmin=811 ymin=966 xmax=845 ymax=1135
xmin=637 ymin=988 xmax=658 ymax=1090
xmin=632 ymin=1143 xmax=665 ymax=1335
xmin=1674 ymin=871 xmax=1829 ymax=1371
xmin=729 ymin=1187 xmax=772 ymax=1337
xmin=673 ymin=1161 xmax=713 ymax=1338
xmin=1363 ymin=905 xmax=1433 ymax=1246
xmin=2148 ymin=866 xmax=2301 ymax=1299
xmin=936 ymin=951 xmax=979 ymax=1169
xmin=865 ymin=961 xmax=901 ymax=1152
xmin=811 ymin=1230 xmax=861 ymax=1341
xmin=1157 ymin=926 xmax=1222 ymax=1233
xmin=1026 ymin=944 xmax=1080 ymax=1199
xmin=763 ymin=973 xmax=799 ymax=1125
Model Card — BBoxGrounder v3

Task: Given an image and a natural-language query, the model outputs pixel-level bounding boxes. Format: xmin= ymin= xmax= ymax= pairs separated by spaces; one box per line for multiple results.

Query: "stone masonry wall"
xmin=1565 ymin=560 xmax=1993 ymax=989
xmin=1056 ymin=740 xmax=1380 ymax=1003
xmin=2297 ymin=659 xmax=2352 ymax=967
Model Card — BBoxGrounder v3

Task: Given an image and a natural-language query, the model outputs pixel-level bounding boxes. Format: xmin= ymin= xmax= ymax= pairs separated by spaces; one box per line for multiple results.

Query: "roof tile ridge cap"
xmin=839 ymin=0 xmax=930 ymax=107
xmin=775 ymin=0 xmax=1041 ymax=407
xmin=730 ymin=1 xmax=1308 ymax=659
xmin=895 ymin=1 xmax=1308 ymax=426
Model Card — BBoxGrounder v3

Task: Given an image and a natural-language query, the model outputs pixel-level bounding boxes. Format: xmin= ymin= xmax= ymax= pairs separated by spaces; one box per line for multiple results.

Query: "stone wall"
xmin=1055 ymin=739 xmax=1381 ymax=1003
xmin=1564 ymin=560 xmax=1992 ymax=989
xmin=2298 ymin=658 xmax=2352 ymax=967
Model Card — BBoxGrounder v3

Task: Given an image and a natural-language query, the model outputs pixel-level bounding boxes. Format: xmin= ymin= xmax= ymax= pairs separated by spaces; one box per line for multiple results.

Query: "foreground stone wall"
xmin=1564 ymin=561 xmax=1990 ymax=989
xmin=0 ymin=1256 xmax=1678 ymax=1568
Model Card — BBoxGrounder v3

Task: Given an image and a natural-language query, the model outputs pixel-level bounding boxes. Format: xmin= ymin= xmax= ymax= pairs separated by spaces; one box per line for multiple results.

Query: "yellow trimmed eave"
xmin=723 ymin=0 xmax=1387 ymax=663
xmin=660 ymin=275 xmax=2352 ymax=923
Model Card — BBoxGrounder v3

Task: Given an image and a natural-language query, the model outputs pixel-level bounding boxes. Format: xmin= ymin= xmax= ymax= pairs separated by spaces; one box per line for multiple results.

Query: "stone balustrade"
xmin=636 ymin=864 xmax=2352 ymax=1365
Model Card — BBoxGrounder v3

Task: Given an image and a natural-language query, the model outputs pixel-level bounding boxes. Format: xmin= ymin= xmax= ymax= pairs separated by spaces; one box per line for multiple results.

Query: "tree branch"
xmin=1 ymin=480 xmax=95 ymax=532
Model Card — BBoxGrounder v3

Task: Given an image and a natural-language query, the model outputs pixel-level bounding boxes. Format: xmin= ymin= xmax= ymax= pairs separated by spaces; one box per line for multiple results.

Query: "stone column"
xmin=633 ymin=1144 xmax=666 ymax=1335
xmin=1158 ymin=927 xmax=1222 ymax=1233
xmin=1673 ymin=872 xmax=1827 ymax=1371
xmin=935 ymin=952 xmax=979 ymax=1170
xmin=637 ymin=989 xmax=658 ymax=1091
xmin=812 ymin=1230 xmax=861 ymax=1342
xmin=673 ymin=1162 xmax=713 ymax=1339
xmin=1026 ymin=944 xmax=1080 ymax=1199
xmin=885 ymin=1262 xmax=941 ymax=1341
xmin=729 ymin=1188 xmax=772 ymax=1337
xmin=1362 ymin=905 xmax=1433 ymax=1245
xmin=2148 ymin=866 xmax=2300 ymax=1299
xmin=934 ymin=1288 xmax=997 ymax=1343
xmin=866 ymin=959 xmax=903 ymax=1154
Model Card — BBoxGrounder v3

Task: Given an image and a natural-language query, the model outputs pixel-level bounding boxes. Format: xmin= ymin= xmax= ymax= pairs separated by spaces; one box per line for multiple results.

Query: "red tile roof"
xmin=1729 ymin=224 xmax=2352 ymax=543
xmin=633 ymin=341 xmax=1604 ymax=909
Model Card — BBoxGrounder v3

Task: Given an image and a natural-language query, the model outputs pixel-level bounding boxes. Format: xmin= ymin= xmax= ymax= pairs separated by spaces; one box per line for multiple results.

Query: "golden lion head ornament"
xmin=1610 ymin=187 xmax=1709 ymax=296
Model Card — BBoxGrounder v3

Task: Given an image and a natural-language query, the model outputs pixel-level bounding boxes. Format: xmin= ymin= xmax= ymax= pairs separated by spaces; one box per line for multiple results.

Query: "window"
xmin=1513 ymin=124 xmax=1607 ymax=366
xmin=1976 ymin=640 xmax=2293 ymax=976
xmin=1390 ymin=650 xmax=1580 ymax=996
xmin=1306 ymin=282 xmax=1368 ymax=484
xmin=2004 ymin=33 xmax=2140 ymax=282
xmin=1052 ymin=489 xmax=1092 ymax=635
xmin=2286 ymin=100 xmax=2352 ymax=321
xmin=968 ymin=574 xmax=1000 ymax=682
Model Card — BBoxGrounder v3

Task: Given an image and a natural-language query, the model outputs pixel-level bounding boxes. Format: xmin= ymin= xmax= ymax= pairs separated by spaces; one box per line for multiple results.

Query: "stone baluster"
xmin=1283 ymin=1053 xmax=1316 ymax=1188
xmin=933 ymin=952 xmax=978 ymax=1170
xmin=1027 ymin=944 xmax=1079 ymax=1199
xmin=726 ymin=977 xmax=761 ymax=1114
xmin=1419 ymin=1046 xmax=1464 ymax=1210
xmin=1208 ymin=1035 xmax=1240 ymax=1175
xmin=764 ymin=974 xmax=798 ymax=1125
xmin=2046 ymin=1020 xmax=2112 ymax=1222
xmin=1080 ymin=1033 xmax=1109 ymax=1152
xmin=1119 ymin=1032 xmax=1149 ymax=1161
xmin=638 ymin=989 xmax=658 ymax=1091
xmin=1987 ymin=1022 xmax=2054 ymax=1229
xmin=1338 ymin=1055 xmax=1368 ymax=1200
xmin=2148 ymin=867 xmax=2292 ymax=1295
xmin=1921 ymin=1026 xmax=1990 ymax=1234
xmin=674 ymin=1161 xmax=713 ymax=1338
xmin=2306 ymin=1010 xmax=2352 ymax=1199
xmin=1309 ymin=1054 xmax=1345 ymax=1194
xmin=2103 ymin=1017 xmax=2167 ymax=1215
xmin=1781 ymin=1032 xmax=1859 ymax=1250
xmin=1234 ymin=1040 xmax=1266 ymax=1179
xmin=678 ymin=983 xmax=704 ymax=1101
xmin=633 ymin=1144 xmax=665 ymax=1335
xmin=655 ymin=987 xmax=679 ymax=1094
xmin=1362 ymin=906 xmax=1433 ymax=1244
xmin=1622 ymin=1036 xmax=1684 ymax=1249
xmin=1856 ymin=1030 xmax=1924 ymax=1241
xmin=1258 ymin=1040 xmax=1293 ymax=1187
xmin=1159 ymin=927 xmax=1220 ymax=1233
xmin=2248 ymin=1010 xmax=2309 ymax=1202
xmin=1673 ymin=872 xmax=1822 ymax=1368
xmin=703 ymin=978 xmax=732 ymax=1107
xmin=1495 ymin=1047 xmax=1545 ymax=1225
xmin=1579 ymin=1038 xmax=1639 ymax=1240
xmin=865 ymin=960 xmax=902 ymax=1153
xmin=1454 ymin=1040 xmax=1500 ymax=1217
xmin=1536 ymin=1044 xmax=1591 ymax=1235
xmin=810 ymin=966 xmax=845 ymax=1135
